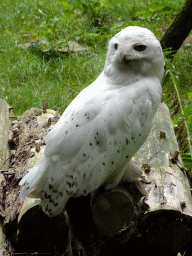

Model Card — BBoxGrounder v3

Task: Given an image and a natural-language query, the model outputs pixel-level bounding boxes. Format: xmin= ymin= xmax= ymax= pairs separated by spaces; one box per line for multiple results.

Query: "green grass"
xmin=0 ymin=0 xmax=191 ymax=123
xmin=0 ymin=0 xmax=108 ymax=114
xmin=0 ymin=31 xmax=105 ymax=114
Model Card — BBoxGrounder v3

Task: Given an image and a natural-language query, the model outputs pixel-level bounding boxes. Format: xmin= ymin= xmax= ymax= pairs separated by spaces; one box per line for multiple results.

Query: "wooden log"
xmin=66 ymin=103 xmax=192 ymax=256
xmin=133 ymin=102 xmax=192 ymax=215
xmin=90 ymin=102 xmax=192 ymax=237
xmin=6 ymin=107 xmax=68 ymax=254
xmin=15 ymin=108 xmax=60 ymax=225
xmin=5 ymin=102 xmax=192 ymax=255
xmin=0 ymin=99 xmax=10 ymax=254
xmin=0 ymin=99 xmax=10 ymax=171
xmin=129 ymin=102 xmax=192 ymax=255
xmin=4 ymin=108 xmax=60 ymax=226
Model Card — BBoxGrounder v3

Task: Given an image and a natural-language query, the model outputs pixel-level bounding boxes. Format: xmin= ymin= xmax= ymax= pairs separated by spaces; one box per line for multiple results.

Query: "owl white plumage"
xmin=19 ymin=26 xmax=164 ymax=217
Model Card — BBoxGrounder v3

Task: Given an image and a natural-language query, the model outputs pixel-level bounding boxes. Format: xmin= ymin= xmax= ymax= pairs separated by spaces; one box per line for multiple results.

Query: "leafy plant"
xmin=69 ymin=0 xmax=114 ymax=27
xmin=177 ymin=252 xmax=186 ymax=256
xmin=135 ymin=5 xmax=174 ymax=22
xmin=162 ymin=51 xmax=192 ymax=169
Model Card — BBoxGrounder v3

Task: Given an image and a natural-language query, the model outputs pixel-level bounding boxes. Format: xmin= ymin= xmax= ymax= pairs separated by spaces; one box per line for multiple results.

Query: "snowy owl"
xmin=19 ymin=26 xmax=164 ymax=217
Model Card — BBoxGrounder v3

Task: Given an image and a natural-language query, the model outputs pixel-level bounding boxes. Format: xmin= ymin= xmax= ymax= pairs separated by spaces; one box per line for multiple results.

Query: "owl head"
xmin=104 ymin=26 xmax=164 ymax=82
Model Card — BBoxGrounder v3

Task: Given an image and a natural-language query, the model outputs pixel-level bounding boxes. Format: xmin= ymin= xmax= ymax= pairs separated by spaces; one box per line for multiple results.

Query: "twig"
xmin=0 ymin=156 xmax=11 ymax=170
xmin=8 ymin=106 xmax=14 ymax=111
xmin=146 ymin=151 xmax=160 ymax=164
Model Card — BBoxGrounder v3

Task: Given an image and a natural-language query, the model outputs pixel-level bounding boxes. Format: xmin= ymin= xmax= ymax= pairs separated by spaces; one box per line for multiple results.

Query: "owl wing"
xmin=20 ymin=77 xmax=160 ymax=217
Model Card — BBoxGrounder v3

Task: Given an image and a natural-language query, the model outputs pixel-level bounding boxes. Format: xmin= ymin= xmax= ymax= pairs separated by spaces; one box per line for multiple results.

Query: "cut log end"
xmin=92 ymin=186 xmax=135 ymax=237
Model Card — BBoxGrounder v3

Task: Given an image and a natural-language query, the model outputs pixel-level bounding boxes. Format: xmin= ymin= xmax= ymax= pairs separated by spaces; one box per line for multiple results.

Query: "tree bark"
xmin=0 ymin=99 xmax=10 ymax=254
xmin=0 ymin=99 xmax=10 ymax=171
xmin=160 ymin=0 xmax=192 ymax=58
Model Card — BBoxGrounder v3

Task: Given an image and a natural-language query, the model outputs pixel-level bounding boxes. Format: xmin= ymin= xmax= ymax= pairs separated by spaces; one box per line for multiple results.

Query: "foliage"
xmin=177 ymin=252 xmax=186 ymax=256
xmin=162 ymin=49 xmax=192 ymax=169
xmin=68 ymin=0 xmax=114 ymax=27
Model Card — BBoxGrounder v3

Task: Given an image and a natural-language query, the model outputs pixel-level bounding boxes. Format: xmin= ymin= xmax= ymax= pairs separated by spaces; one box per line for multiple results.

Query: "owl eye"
xmin=134 ymin=44 xmax=147 ymax=52
xmin=114 ymin=44 xmax=118 ymax=50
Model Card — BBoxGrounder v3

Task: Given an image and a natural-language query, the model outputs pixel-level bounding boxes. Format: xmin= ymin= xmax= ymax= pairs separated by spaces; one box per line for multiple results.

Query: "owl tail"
xmin=19 ymin=155 xmax=50 ymax=198
xmin=19 ymin=156 xmax=70 ymax=217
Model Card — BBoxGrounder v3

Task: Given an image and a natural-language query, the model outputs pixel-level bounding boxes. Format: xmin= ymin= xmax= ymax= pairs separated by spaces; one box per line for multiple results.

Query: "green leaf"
xmin=92 ymin=27 xmax=98 ymax=33
xmin=152 ymin=5 xmax=165 ymax=11
xmin=75 ymin=29 xmax=83 ymax=36
xmin=135 ymin=11 xmax=148 ymax=15
xmin=148 ymin=8 xmax=153 ymax=12
xmin=187 ymin=92 xmax=192 ymax=99
xmin=64 ymin=10 xmax=73 ymax=18
xmin=183 ymin=105 xmax=192 ymax=116
xmin=143 ymin=12 xmax=154 ymax=18
xmin=182 ymin=158 xmax=192 ymax=167
xmin=62 ymin=1 xmax=69 ymax=8
xmin=159 ymin=10 xmax=172 ymax=15
xmin=172 ymin=119 xmax=179 ymax=125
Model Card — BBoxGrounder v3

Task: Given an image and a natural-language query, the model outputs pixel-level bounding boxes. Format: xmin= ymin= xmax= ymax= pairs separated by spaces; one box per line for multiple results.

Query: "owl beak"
xmin=123 ymin=55 xmax=131 ymax=65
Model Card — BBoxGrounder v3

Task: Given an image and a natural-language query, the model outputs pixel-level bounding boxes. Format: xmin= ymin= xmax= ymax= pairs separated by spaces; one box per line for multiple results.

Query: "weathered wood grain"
xmin=0 ymin=99 xmax=10 ymax=254
xmin=133 ymin=102 xmax=192 ymax=215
